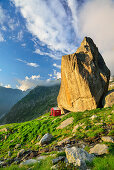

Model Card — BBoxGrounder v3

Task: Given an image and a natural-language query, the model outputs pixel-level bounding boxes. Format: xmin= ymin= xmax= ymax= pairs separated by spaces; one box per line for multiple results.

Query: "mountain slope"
xmin=0 ymin=86 xmax=29 ymax=119
xmin=0 ymin=105 xmax=113 ymax=169
xmin=0 ymin=85 xmax=60 ymax=124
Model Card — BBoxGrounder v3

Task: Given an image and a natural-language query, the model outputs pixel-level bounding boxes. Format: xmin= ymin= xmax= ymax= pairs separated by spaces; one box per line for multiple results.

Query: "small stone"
xmin=101 ymin=136 xmax=114 ymax=143
xmin=91 ymin=115 xmax=97 ymax=120
xmin=51 ymin=164 xmax=58 ymax=169
xmin=52 ymin=156 xmax=65 ymax=165
xmin=17 ymin=149 xmax=25 ymax=158
xmin=15 ymin=144 xmax=21 ymax=149
xmin=65 ymin=144 xmax=71 ymax=148
xmin=8 ymin=151 xmax=11 ymax=157
xmin=57 ymin=137 xmax=71 ymax=145
xmin=72 ymin=124 xmax=79 ymax=133
xmin=31 ymin=140 xmax=34 ymax=144
xmin=39 ymin=133 xmax=53 ymax=145
xmin=95 ymin=123 xmax=103 ymax=126
xmin=4 ymin=135 xmax=8 ymax=140
xmin=89 ymin=144 xmax=108 ymax=155
xmin=10 ymin=140 xmax=14 ymax=143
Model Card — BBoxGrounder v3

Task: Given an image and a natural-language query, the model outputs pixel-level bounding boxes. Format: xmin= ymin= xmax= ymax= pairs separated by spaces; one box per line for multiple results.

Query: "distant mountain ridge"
xmin=0 ymin=86 xmax=30 ymax=119
xmin=0 ymin=84 xmax=60 ymax=124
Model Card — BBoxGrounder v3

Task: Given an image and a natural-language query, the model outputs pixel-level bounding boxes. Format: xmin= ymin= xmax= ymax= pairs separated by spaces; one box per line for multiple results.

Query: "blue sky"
xmin=0 ymin=0 xmax=114 ymax=90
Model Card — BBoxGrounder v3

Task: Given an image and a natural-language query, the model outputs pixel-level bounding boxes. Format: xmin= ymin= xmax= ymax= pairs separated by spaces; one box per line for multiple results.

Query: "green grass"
xmin=87 ymin=154 xmax=114 ymax=170
xmin=0 ymin=105 xmax=114 ymax=169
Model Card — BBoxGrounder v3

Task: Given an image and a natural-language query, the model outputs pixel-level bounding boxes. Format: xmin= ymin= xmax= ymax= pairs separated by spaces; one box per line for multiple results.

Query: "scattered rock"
xmin=10 ymin=140 xmax=14 ymax=143
xmin=17 ymin=149 xmax=25 ymax=158
xmin=91 ymin=115 xmax=97 ymax=120
xmin=20 ymin=159 xmax=38 ymax=166
xmin=51 ymin=164 xmax=58 ymax=169
xmin=65 ymin=146 xmax=94 ymax=169
xmin=95 ymin=123 xmax=103 ymax=126
xmin=57 ymin=137 xmax=71 ymax=145
xmin=0 ymin=161 xmax=8 ymax=167
xmin=36 ymin=155 xmax=48 ymax=161
xmin=8 ymin=151 xmax=11 ymax=157
xmin=102 ymin=90 xmax=114 ymax=108
xmin=57 ymin=117 xmax=74 ymax=129
xmin=52 ymin=156 xmax=65 ymax=165
xmin=39 ymin=133 xmax=53 ymax=145
xmin=4 ymin=135 xmax=8 ymax=140
xmin=57 ymin=37 xmax=110 ymax=114
xmin=101 ymin=136 xmax=114 ymax=143
xmin=72 ymin=124 xmax=80 ymax=133
xmin=28 ymin=151 xmax=38 ymax=159
xmin=89 ymin=144 xmax=108 ymax=155
xmin=65 ymin=144 xmax=71 ymax=148
xmin=15 ymin=144 xmax=21 ymax=149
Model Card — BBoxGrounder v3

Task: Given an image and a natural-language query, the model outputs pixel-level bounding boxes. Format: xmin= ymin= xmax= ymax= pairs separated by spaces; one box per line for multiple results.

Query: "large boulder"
xmin=65 ymin=146 xmax=94 ymax=169
xmin=57 ymin=37 xmax=110 ymax=113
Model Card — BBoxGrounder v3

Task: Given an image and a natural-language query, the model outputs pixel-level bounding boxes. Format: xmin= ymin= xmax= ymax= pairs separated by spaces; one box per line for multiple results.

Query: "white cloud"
xmin=0 ymin=6 xmax=6 ymax=25
xmin=16 ymin=74 xmax=60 ymax=91
xmin=0 ymin=69 xmax=2 ymax=72
xmin=67 ymin=0 xmax=79 ymax=37
xmin=17 ymin=58 xmax=39 ymax=67
xmin=53 ymin=63 xmax=61 ymax=69
xmin=12 ymin=0 xmax=78 ymax=58
xmin=79 ymin=0 xmax=114 ymax=74
xmin=48 ymin=74 xmax=52 ymax=77
xmin=35 ymin=48 xmax=62 ymax=60
xmin=21 ymin=43 xmax=26 ymax=47
xmin=1 ymin=26 xmax=6 ymax=31
xmin=53 ymin=70 xmax=61 ymax=80
xmin=4 ymin=84 xmax=11 ymax=88
xmin=17 ymin=30 xmax=23 ymax=41
xmin=0 ymin=32 xmax=5 ymax=42
xmin=12 ymin=0 xmax=114 ymax=74
xmin=16 ymin=74 xmax=40 ymax=91
xmin=8 ymin=18 xmax=19 ymax=31
xmin=27 ymin=62 xmax=38 ymax=67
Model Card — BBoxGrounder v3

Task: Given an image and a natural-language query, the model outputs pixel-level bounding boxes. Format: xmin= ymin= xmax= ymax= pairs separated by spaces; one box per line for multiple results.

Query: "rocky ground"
xmin=0 ymin=104 xmax=114 ymax=169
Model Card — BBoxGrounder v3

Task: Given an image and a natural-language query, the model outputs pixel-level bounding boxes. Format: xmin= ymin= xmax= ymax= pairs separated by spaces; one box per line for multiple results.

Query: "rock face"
xmin=65 ymin=147 xmax=94 ymax=168
xmin=57 ymin=37 xmax=110 ymax=113
xmin=102 ymin=90 xmax=114 ymax=108
xmin=56 ymin=117 xmax=74 ymax=129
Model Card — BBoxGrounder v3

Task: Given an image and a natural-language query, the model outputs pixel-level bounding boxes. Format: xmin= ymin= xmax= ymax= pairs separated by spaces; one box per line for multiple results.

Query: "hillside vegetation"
xmin=0 ymin=86 xmax=29 ymax=119
xmin=0 ymin=105 xmax=114 ymax=169
xmin=0 ymin=85 xmax=60 ymax=124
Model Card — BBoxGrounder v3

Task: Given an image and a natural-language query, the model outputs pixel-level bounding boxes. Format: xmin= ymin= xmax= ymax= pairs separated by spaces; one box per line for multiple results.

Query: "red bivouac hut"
xmin=50 ymin=107 xmax=61 ymax=116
